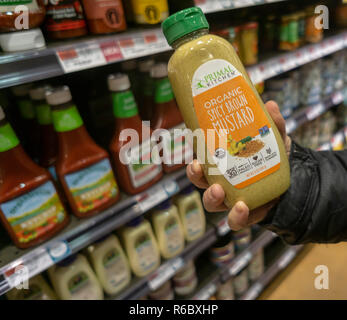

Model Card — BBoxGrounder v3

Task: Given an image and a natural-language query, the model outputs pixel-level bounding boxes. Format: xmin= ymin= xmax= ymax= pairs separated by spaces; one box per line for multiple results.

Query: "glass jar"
xmin=240 ymin=22 xmax=258 ymax=66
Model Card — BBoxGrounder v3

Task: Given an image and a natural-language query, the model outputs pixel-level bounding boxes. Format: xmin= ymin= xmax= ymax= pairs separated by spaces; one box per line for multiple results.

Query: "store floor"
xmin=260 ymin=243 xmax=347 ymax=300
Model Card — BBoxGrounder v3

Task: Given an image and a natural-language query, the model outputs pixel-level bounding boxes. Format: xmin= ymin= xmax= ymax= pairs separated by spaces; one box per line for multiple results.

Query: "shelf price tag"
xmin=217 ymin=217 xmax=230 ymax=236
xmin=317 ymin=142 xmax=331 ymax=151
xmin=136 ymin=184 xmax=168 ymax=213
xmin=56 ymin=43 xmax=107 ymax=73
xmin=242 ymin=282 xmax=263 ymax=300
xmin=331 ymin=132 xmax=345 ymax=151
xmin=148 ymin=257 xmax=184 ymax=291
xmin=193 ymin=282 xmax=217 ymax=300
xmin=3 ymin=249 xmax=53 ymax=289
xmin=306 ymin=103 xmax=325 ymax=121
xmin=277 ymin=249 xmax=296 ymax=270
xmin=229 ymin=251 xmax=252 ymax=276
xmin=286 ymin=118 xmax=297 ymax=134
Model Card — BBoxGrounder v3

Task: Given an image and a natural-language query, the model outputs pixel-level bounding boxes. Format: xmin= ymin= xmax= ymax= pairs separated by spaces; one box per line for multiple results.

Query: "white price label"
xmin=242 ymin=283 xmax=263 ymax=300
xmin=331 ymin=132 xmax=345 ymax=150
xmin=3 ymin=249 xmax=53 ymax=289
xmin=56 ymin=44 xmax=107 ymax=73
xmin=306 ymin=103 xmax=325 ymax=121
xmin=136 ymin=184 xmax=168 ymax=213
xmin=248 ymin=67 xmax=263 ymax=84
xmin=194 ymin=283 xmax=217 ymax=300
xmin=148 ymin=257 xmax=184 ymax=291
xmin=286 ymin=118 xmax=297 ymax=134
xmin=217 ymin=217 xmax=230 ymax=236
xmin=317 ymin=142 xmax=331 ymax=151
xmin=277 ymin=249 xmax=296 ymax=270
xmin=332 ymin=91 xmax=343 ymax=106
xmin=229 ymin=251 xmax=252 ymax=276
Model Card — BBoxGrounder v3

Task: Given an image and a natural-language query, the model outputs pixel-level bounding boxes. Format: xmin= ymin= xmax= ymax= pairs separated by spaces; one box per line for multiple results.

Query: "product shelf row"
xmin=0 ymin=22 xmax=346 ymax=89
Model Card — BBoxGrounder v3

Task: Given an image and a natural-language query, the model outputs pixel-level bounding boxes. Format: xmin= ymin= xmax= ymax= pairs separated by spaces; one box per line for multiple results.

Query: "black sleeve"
xmin=259 ymin=140 xmax=347 ymax=245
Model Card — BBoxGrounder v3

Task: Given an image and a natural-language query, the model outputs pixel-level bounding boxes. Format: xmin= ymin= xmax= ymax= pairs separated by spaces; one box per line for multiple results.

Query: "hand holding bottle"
xmin=186 ymin=101 xmax=292 ymax=230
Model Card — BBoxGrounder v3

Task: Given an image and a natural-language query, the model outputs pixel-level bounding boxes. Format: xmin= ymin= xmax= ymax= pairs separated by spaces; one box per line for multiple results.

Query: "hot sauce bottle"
xmin=151 ymin=63 xmax=193 ymax=173
xmin=46 ymin=86 xmax=120 ymax=218
xmin=108 ymin=74 xmax=163 ymax=195
xmin=0 ymin=107 xmax=69 ymax=249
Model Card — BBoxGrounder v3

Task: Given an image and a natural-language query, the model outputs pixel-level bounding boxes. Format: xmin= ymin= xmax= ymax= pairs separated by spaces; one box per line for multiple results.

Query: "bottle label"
xmin=0 ymin=123 xmax=20 ymax=152
xmin=154 ymin=78 xmax=174 ymax=104
xmin=52 ymin=106 xmax=83 ymax=132
xmin=126 ymin=139 xmax=162 ymax=188
xmin=35 ymin=103 xmax=52 ymax=125
xmin=0 ymin=181 xmax=66 ymax=244
xmin=64 ymin=159 xmax=118 ymax=213
xmin=131 ymin=0 xmax=168 ymax=24
xmin=102 ymin=248 xmax=128 ymax=289
xmin=68 ymin=272 xmax=99 ymax=300
xmin=163 ymin=123 xmax=193 ymax=167
xmin=135 ymin=234 xmax=158 ymax=272
xmin=192 ymin=59 xmax=281 ymax=189
xmin=185 ymin=204 xmax=203 ymax=239
xmin=18 ymin=100 xmax=35 ymax=119
xmin=82 ymin=0 xmax=125 ymax=29
xmin=112 ymin=91 xmax=138 ymax=119
xmin=0 ymin=0 xmax=38 ymax=13
xmin=164 ymin=218 xmax=183 ymax=254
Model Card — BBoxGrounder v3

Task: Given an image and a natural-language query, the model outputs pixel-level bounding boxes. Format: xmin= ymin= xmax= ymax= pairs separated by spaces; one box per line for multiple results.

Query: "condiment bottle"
xmin=305 ymin=5 xmax=323 ymax=43
xmin=85 ymin=234 xmax=131 ymax=296
xmin=138 ymin=59 xmax=155 ymax=121
xmin=46 ymin=86 xmax=120 ymax=218
xmin=45 ymin=0 xmax=88 ymax=40
xmin=130 ymin=0 xmax=169 ymax=25
xmin=81 ymin=0 xmax=127 ymax=35
xmin=151 ymin=63 xmax=193 ymax=172
xmin=0 ymin=107 xmax=69 ymax=249
xmin=173 ymin=185 xmax=206 ymax=242
xmin=11 ymin=84 xmax=39 ymax=159
xmin=48 ymin=254 xmax=104 ymax=300
xmin=163 ymin=7 xmax=290 ymax=210
xmin=148 ymin=281 xmax=174 ymax=300
xmin=172 ymin=260 xmax=198 ymax=296
xmin=240 ymin=22 xmax=259 ymax=65
xmin=29 ymin=85 xmax=58 ymax=179
xmin=108 ymin=74 xmax=163 ymax=195
xmin=6 ymin=275 xmax=57 ymax=300
xmin=119 ymin=217 xmax=160 ymax=277
xmin=150 ymin=200 xmax=185 ymax=259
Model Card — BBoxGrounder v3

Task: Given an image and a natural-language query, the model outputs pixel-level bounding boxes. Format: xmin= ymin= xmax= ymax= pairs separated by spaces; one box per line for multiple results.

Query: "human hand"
xmin=186 ymin=100 xmax=292 ymax=230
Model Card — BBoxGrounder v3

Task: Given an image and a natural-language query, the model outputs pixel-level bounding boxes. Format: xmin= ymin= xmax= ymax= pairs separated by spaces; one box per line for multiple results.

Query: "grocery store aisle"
xmin=260 ymin=243 xmax=347 ymax=300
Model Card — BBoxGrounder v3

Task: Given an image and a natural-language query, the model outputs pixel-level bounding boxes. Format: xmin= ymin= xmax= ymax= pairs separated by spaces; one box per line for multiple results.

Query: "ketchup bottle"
xmin=46 ymin=86 xmax=120 ymax=218
xmin=151 ymin=63 xmax=193 ymax=173
xmin=0 ymin=107 xmax=69 ymax=249
xmin=108 ymin=74 xmax=163 ymax=195
xmin=29 ymin=85 xmax=58 ymax=180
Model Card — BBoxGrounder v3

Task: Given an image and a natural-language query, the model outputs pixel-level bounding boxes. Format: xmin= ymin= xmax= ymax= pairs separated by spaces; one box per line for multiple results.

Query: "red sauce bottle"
xmin=29 ymin=85 xmax=58 ymax=180
xmin=46 ymin=86 xmax=120 ymax=218
xmin=138 ymin=59 xmax=155 ymax=121
xmin=108 ymin=74 xmax=163 ymax=195
xmin=150 ymin=63 xmax=193 ymax=173
xmin=0 ymin=107 xmax=69 ymax=249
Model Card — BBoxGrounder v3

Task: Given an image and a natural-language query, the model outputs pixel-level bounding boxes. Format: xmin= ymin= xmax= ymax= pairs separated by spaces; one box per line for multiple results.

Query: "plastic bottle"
xmin=119 ymin=217 xmax=160 ymax=277
xmin=173 ymin=185 xmax=206 ymax=242
xmin=138 ymin=59 xmax=155 ymax=121
xmin=150 ymin=200 xmax=185 ymax=259
xmin=6 ymin=275 xmax=57 ymax=300
xmin=48 ymin=254 xmax=104 ymax=300
xmin=46 ymin=86 xmax=120 ymax=218
xmin=85 ymin=234 xmax=131 ymax=296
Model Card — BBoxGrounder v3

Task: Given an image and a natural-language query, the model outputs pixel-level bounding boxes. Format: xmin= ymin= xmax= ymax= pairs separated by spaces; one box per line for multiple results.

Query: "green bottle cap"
xmin=162 ymin=7 xmax=209 ymax=46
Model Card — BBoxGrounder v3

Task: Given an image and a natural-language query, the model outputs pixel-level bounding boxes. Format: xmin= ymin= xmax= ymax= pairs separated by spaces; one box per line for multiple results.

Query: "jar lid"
xmin=121 ymin=60 xmax=137 ymax=72
xmin=108 ymin=73 xmax=131 ymax=92
xmin=46 ymin=86 xmax=72 ymax=106
xmin=29 ymin=85 xmax=52 ymax=101
xmin=139 ymin=59 xmax=155 ymax=73
xmin=150 ymin=63 xmax=168 ymax=78
xmin=0 ymin=106 xmax=5 ymax=121
xmin=11 ymin=84 xmax=32 ymax=97
xmin=162 ymin=7 xmax=209 ymax=46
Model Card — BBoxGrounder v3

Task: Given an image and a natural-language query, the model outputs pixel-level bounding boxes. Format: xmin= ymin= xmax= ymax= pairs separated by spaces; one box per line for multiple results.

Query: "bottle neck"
xmin=154 ymin=77 xmax=175 ymax=104
xmin=171 ymin=29 xmax=209 ymax=50
xmin=0 ymin=121 xmax=20 ymax=153
xmin=52 ymin=103 xmax=84 ymax=133
xmin=112 ymin=89 xmax=139 ymax=119
xmin=34 ymin=100 xmax=53 ymax=126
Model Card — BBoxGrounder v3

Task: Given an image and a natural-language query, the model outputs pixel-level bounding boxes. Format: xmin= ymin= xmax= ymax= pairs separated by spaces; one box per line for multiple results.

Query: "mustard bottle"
xmin=162 ymin=8 xmax=290 ymax=210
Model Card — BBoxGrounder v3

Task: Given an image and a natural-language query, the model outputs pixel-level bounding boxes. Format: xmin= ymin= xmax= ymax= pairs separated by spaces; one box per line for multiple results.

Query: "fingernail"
xmin=211 ymin=185 xmax=220 ymax=200
xmin=208 ymin=187 xmax=218 ymax=203
xmin=235 ymin=202 xmax=245 ymax=214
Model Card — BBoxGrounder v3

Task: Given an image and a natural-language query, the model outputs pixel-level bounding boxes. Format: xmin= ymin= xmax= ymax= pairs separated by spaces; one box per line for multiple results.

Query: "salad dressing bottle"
xmin=163 ymin=8 xmax=290 ymax=210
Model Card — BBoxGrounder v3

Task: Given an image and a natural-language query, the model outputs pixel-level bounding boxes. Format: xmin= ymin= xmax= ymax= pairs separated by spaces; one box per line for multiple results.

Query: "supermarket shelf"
xmin=0 ymin=24 xmax=346 ymax=89
xmin=286 ymin=90 xmax=345 ymax=134
xmin=0 ymin=168 xmax=191 ymax=296
xmin=196 ymin=0 xmax=288 ymax=14
xmin=240 ymin=244 xmax=304 ymax=300
xmin=114 ymin=225 xmax=218 ymax=300
xmin=317 ymin=125 xmax=347 ymax=151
